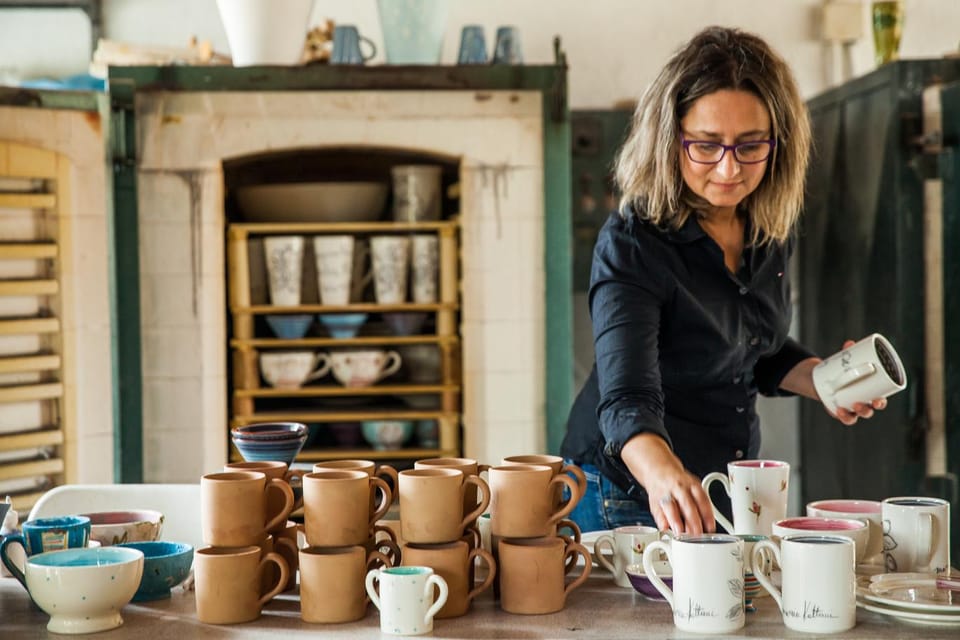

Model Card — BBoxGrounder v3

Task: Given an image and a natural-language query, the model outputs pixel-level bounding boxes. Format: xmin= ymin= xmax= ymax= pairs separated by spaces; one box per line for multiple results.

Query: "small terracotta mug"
xmin=201 ymin=471 xmax=294 ymax=547
xmin=302 ymin=469 xmax=391 ymax=547
xmin=498 ymin=536 xmax=591 ymax=614
xmin=488 ymin=465 xmax=580 ymax=538
xmin=194 ymin=545 xmax=289 ymax=624
xmin=224 ymin=460 xmax=304 ymax=526
xmin=300 ymin=545 xmax=392 ymax=624
xmin=398 ymin=468 xmax=489 ymax=544
xmin=402 ymin=540 xmax=495 ymax=618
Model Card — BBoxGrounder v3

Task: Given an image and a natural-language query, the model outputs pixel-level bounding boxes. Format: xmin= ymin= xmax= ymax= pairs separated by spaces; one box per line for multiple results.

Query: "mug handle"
xmin=593 ymin=534 xmax=617 ymax=575
xmin=917 ymin=512 xmax=934 ymax=569
xmin=642 ymin=540 xmax=674 ymax=607
xmin=359 ymin=35 xmax=377 ymax=61
xmin=376 ymin=464 xmax=400 ymax=503
xmin=365 ymin=569 xmax=382 ymax=611
xmin=377 ymin=350 xmax=402 ymax=381
xmin=423 ymin=574 xmax=449 ymax=624
xmin=752 ymin=540 xmax=783 ymax=610
xmin=0 ymin=534 xmax=27 ymax=589
xmin=828 ymin=363 xmax=877 ymax=392
xmin=701 ymin=472 xmax=735 ymax=534
xmin=364 ymin=550 xmax=393 ymax=605
xmin=466 ymin=547 xmax=496 ymax=602
xmin=545 ymin=474 xmax=580 ymax=527
xmin=256 ymin=551 xmax=289 ymax=608
xmin=263 ymin=478 xmax=296 ymax=533
xmin=368 ymin=477 xmax=393 ymax=525
xmin=460 ymin=475 xmax=490 ymax=532
xmin=560 ymin=462 xmax=588 ymax=500
xmin=563 ymin=541 xmax=592 ymax=596
xmin=306 ymin=352 xmax=332 ymax=382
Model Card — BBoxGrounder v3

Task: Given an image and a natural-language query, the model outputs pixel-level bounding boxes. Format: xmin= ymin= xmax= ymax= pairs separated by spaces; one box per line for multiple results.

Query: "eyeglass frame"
xmin=680 ymin=136 xmax=777 ymax=165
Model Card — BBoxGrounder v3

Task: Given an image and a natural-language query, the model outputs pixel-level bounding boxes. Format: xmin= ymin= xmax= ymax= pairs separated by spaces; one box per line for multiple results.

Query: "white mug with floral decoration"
xmin=594 ymin=525 xmax=663 ymax=588
xmin=701 ymin=459 xmax=790 ymax=536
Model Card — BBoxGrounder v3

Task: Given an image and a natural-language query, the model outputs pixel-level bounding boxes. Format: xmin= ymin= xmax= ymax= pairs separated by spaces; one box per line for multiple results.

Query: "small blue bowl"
xmin=266 ymin=314 xmax=313 ymax=339
xmin=117 ymin=541 xmax=194 ymax=601
xmin=318 ymin=313 xmax=368 ymax=338
xmin=361 ymin=420 xmax=414 ymax=450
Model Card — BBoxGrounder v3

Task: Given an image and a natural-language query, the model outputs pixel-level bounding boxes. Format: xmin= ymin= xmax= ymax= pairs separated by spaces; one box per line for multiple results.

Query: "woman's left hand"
xmin=828 ymin=340 xmax=888 ymax=426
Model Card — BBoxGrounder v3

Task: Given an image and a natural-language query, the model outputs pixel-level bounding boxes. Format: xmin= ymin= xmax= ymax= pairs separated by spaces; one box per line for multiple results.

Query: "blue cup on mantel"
xmin=457 ymin=25 xmax=488 ymax=64
xmin=1 ymin=515 xmax=92 ymax=582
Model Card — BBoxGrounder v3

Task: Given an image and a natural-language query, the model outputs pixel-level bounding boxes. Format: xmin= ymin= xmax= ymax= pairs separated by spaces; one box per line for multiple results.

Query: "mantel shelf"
xmin=235 ymin=384 xmax=458 ymax=399
xmin=234 ymin=302 xmax=455 ymax=315
xmin=232 ymin=335 xmax=457 ymax=349
xmin=232 ymin=410 xmax=457 ymax=425
xmin=230 ymin=220 xmax=458 ymax=236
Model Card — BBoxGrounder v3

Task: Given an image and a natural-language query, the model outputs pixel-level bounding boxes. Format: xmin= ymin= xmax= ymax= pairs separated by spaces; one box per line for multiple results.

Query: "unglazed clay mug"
xmin=299 ymin=545 xmax=392 ymax=623
xmin=488 ymin=464 xmax=580 ymax=538
xmin=642 ymin=534 xmax=745 ymax=634
xmin=313 ymin=459 xmax=400 ymax=507
xmin=329 ymin=349 xmax=402 ymax=388
xmin=399 ymin=468 xmax=489 ymax=544
xmin=201 ymin=471 xmax=294 ymax=546
xmin=224 ymin=460 xmax=304 ymax=527
xmin=272 ymin=520 xmax=301 ymax=591
xmin=194 ymin=545 xmax=289 ymax=625
xmin=753 ymin=535 xmax=857 ymax=634
xmin=881 ymin=496 xmax=951 ymax=574
xmin=254 ymin=532 xmax=299 ymax=595
xmin=402 ymin=540 xmax=495 ymax=618
xmin=498 ymin=536 xmax=591 ymax=615
xmin=500 ymin=454 xmax=587 ymax=509
xmin=366 ymin=566 xmax=448 ymax=636
xmin=811 ymin=333 xmax=906 ymax=413
xmin=302 ymin=469 xmax=391 ymax=547
xmin=701 ymin=459 xmax=790 ymax=535
xmin=414 ymin=457 xmax=491 ymax=519
xmin=807 ymin=499 xmax=883 ymax=564
xmin=594 ymin=525 xmax=663 ymax=588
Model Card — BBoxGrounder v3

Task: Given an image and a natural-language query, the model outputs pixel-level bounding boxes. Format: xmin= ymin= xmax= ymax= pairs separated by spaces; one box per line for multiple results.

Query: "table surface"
xmin=3 ymin=571 xmax=958 ymax=640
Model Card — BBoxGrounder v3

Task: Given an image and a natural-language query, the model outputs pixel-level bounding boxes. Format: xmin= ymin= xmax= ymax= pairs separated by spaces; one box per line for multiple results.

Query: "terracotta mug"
xmin=414 ymin=457 xmax=491 ymax=519
xmin=488 ymin=464 xmax=580 ymax=538
xmin=300 ymin=545 xmax=392 ymax=623
xmin=201 ymin=471 xmax=294 ymax=546
xmin=314 ymin=459 xmax=399 ymax=506
xmin=254 ymin=532 xmax=298 ymax=595
xmin=369 ymin=524 xmax=402 ymax=567
xmin=302 ymin=470 xmax=391 ymax=547
xmin=501 ymin=454 xmax=587 ymax=509
xmin=402 ymin=540 xmax=496 ymax=618
xmin=498 ymin=536 xmax=591 ymax=614
xmin=398 ymin=468 xmax=489 ymax=544
xmin=224 ymin=460 xmax=304 ymax=527
xmin=194 ymin=545 xmax=289 ymax=624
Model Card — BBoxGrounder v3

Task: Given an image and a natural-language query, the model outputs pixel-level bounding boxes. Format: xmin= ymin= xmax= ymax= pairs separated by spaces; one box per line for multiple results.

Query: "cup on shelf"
xmin=370 ymin=236 xmax=410 ymax=304
xmin=314 ymin=235 xmax=372 ymax=305
xmin=264 ymin=235 xmax=304 ymax=306
xmin=411 ymin=234 xmax=439 ymax=303
xmin=329 ymin=349 xmax=402 ymax=388
xmin=457 ymin=25 xmax=488 ymax=64
xmin=259 ymin=351 xmax=331 ymax=389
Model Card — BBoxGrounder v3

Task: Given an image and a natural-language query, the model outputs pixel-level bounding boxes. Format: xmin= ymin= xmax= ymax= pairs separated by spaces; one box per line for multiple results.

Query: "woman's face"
xmin=679 ymin=89 xmax=772 ymax=215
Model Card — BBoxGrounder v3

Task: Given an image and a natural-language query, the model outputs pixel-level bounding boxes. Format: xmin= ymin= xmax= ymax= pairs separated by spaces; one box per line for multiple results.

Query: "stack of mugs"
xmin=195 ymin=463 xmax=297 ymax=624
xmin=488 ymin=454 xmax=592 ymax=614
xmin=298 ymin=460 xmax=397 ymax=624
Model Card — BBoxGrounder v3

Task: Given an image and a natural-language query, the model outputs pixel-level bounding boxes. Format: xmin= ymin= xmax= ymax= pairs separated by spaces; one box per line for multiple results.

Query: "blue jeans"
xmin=564 ymin=460 xmax=656 ymax=532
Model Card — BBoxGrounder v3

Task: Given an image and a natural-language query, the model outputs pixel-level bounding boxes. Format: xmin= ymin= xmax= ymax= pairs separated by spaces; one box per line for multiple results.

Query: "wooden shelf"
xmin=232 ymin=410 xmax=456 ymax=426
xmin=0 ymin=317 xmax=59 ymax=335
xmin=0 ymin=242 xmax=58 ymax=259
xmin=0 ymin=192 xmax=56 ymax=209
xmin=232 ymin=335 xmax=457 ymax=349
xmin=234 ymin=302 xmax=454 ymax=315
xmin=0 ymin=353 xmax=61 ymax=374
xmin=235 ymin=384 xmax=458 ymax=399
xmin=230 ymin=220 xmax=458 ymax=236
xmin=0 ymin=428 xmax=63 ymax=451
xmin=0 ymin=382 xmax=63 ymax=403
xmin=0 ymin=279 xmax=59 ymax=296
xmin=0 ymin=457 xmax=63 ymax=481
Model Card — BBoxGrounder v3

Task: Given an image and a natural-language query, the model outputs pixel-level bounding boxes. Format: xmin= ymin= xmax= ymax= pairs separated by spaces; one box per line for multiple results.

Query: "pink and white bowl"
xmin=772 ymin=517 xmax=870 ymax=563
xmin=806 ymin=499 xmax=882 ymax=563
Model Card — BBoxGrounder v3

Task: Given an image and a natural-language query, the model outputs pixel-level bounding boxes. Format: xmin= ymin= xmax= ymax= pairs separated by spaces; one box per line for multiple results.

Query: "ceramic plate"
xmin=857 ymin=600 xmax=960 ymax=626
xmin=860 ymin=577 xmax=960 ymax=614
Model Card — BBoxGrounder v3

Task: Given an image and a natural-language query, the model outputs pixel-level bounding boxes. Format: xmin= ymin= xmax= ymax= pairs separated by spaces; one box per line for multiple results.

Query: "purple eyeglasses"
xmin=681 ymin=137 xmax=776 ymax=164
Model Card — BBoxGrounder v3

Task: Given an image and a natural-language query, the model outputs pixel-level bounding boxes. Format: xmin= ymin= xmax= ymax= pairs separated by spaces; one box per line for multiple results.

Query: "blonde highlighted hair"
xmin=615 ymin=26 xmax=811 ymax=245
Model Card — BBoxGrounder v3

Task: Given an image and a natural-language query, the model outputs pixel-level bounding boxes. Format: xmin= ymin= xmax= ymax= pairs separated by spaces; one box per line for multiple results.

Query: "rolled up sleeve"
xmin=753 ymin=336 xmax=817 ymax=396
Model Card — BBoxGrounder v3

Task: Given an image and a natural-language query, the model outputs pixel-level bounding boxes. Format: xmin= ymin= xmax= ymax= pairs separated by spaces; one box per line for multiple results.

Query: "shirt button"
xmin=738 ymin=286 xmax=748 ymax=295
xmin=733 ymin=375 xmax=742 ymax=384
xmin=735 ymin=449 xmax=745 ymax=459
xmin=749 ymin=336 xmax=760 ymax=346
xmin=736 ymin=406 xmax=745 ymax=413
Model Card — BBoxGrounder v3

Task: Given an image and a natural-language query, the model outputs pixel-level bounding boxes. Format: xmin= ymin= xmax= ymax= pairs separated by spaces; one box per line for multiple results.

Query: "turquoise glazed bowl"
xmin=318 ymin=313 xmax=368 ymax=338
xmin=266 ymin=314 xmax=313 ymax=339
xmin=117 ymin=541 xmax=194 ymax=601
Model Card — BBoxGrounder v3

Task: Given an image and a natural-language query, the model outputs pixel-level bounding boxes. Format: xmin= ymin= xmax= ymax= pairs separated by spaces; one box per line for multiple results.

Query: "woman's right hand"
xmin=620 ymin=433 xmax=715 ymax=535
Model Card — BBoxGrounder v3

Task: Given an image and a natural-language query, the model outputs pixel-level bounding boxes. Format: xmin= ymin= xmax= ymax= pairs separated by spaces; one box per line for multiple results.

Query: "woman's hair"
xmin=615 ymin=26 xmax=811 ymax=244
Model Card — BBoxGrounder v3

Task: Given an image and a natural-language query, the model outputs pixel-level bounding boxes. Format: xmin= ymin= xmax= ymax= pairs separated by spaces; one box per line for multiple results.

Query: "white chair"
xmin=28 ymin=484 xmax=203 ymax=550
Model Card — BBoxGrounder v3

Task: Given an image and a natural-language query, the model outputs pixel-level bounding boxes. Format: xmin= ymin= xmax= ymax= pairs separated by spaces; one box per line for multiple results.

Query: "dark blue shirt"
xmin=561 ymin=208 xmax=815 ymax=505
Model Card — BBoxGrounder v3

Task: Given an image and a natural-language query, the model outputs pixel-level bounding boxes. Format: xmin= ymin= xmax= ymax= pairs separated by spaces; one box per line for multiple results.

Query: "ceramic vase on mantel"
xmin=376 ymin=0 xmax=449 ymax=64
xmin=217 ymin=0 xmax=315 ymax=66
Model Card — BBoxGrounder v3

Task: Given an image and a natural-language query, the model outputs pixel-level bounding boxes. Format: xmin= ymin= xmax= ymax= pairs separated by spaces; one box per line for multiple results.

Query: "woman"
xmin=560 ymin=26 xmax=886 ymax=535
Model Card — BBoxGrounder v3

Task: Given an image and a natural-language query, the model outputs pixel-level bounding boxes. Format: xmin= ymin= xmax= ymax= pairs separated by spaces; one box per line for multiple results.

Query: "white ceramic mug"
xmin=753 ymin=535 xmax=857 ymax=634
xmin=410 ymin=235 xmax=438 ymax=303
xmin=263 ymin=235 xmax=304 ymax=306
xmin=882 ymin=496 xmax=951 ymax=574
xmin=313 ymin=235 xmax=356 ymax=306
xmin=642 ymin=533 xmax=744 ymax=634
xmin=812 ymin=333 xmax=906 ymax=413
xmin=806 ymin=499 xmax=883 ymax=564
xmin=370 ymin=236 xmax=410 ymax=304
xmin=701 ymin=459 xmax=789 ymax=536
xmin=329 ymin=349 xmax=402 ymax=388
xmin=365 ymin=565 xmax=448 ymax=636
xmin=259 ymin=351 xmax=331 ymax=388
xmin=594 ymin=525 xmax=662 ymax=588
